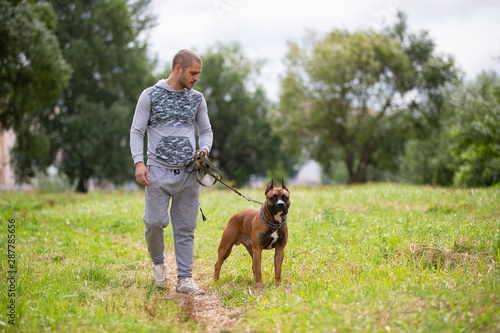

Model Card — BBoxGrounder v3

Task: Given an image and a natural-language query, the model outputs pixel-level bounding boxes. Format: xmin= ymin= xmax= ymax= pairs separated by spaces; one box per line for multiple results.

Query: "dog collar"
xmin=260 ymin=205 xmax=287 ymax=230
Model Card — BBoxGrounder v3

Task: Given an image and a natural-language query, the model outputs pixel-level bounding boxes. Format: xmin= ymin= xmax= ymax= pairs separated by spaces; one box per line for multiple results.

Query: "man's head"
xmin=170 ymin=49 xmax=202 ymax=90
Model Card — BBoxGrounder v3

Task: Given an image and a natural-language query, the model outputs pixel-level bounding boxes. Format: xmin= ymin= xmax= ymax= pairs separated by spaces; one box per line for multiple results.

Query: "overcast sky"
xmin=146 ymin=0 xmax=500 ymax=101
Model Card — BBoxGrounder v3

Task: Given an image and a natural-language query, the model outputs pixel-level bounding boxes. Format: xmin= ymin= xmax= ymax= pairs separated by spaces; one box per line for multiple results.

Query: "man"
xmin=130 ymin=49 xmax=213 ymax=295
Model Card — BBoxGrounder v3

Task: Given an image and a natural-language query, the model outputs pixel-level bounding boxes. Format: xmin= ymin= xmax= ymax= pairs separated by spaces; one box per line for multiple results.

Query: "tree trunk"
xmin=76 ymin=161 xmax=92 ymax=193
xmin=354 ymin=143 xmax=371 ymax=183
xmin=76 ymin=177 xmax=89 ymax=193
xmin=345 ymin=143 xmax=371 ymax=184
xmin=345 ymin=150 xmax=356 ymax=183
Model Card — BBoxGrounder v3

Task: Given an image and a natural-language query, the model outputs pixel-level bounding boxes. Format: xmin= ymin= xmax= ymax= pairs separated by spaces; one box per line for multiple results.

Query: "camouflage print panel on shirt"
xmin=155 ymin=136 xmax=193 ymax=166
xmin=148 ymin=87 xmax=203 ymax=128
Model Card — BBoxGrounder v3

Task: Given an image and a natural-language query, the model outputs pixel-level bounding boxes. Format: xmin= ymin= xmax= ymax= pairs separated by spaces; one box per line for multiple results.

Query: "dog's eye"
xmin=271 ymin=194 xmax=277 ymax=200
xmin=282 ymin=195 xmax=289 ymax=201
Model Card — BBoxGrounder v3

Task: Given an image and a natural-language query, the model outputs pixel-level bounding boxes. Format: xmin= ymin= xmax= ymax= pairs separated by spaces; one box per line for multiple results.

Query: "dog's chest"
xmin=260 ymin=229 xmax=286 ymax=250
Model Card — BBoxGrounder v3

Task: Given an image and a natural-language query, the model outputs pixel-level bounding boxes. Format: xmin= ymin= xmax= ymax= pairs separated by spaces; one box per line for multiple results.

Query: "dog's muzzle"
xmin=272 ymin=201 xmax=288 ymax=215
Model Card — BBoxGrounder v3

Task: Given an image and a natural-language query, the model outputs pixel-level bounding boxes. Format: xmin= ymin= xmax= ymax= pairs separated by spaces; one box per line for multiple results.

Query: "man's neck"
xmin=165 ymin=77 xmax=182 ymax=91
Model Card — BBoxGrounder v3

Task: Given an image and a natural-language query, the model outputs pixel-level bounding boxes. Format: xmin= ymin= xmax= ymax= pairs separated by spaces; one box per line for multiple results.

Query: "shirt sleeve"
xmin=196 ymin=95 xmax=213 ymax=154
xmin=130 ymin=89 xmax=151 ymax=165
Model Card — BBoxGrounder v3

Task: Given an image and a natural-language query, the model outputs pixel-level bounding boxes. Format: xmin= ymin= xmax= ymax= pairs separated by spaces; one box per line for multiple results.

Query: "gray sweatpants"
xmin=143 ymin=165 xmax=200 ymax=280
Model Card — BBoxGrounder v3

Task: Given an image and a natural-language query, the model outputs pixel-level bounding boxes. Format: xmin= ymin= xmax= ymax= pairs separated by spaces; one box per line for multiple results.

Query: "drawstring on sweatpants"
xmin=199 ymin=207 xmax=207 ymax=221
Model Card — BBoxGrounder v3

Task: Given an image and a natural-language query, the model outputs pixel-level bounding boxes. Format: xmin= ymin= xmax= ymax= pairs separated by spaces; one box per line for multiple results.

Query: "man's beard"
xmin=178 ymin=74 xmax=193 ymax=90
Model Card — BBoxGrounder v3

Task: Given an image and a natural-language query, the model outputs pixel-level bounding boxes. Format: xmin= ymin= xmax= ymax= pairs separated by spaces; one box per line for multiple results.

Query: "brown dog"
xmin=214 ymin=179 xmax=290 ymax=284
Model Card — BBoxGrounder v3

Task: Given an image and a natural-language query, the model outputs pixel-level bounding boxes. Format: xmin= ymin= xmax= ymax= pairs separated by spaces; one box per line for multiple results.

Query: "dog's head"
xmin=264 ymin=179 xmax=291 ymax=222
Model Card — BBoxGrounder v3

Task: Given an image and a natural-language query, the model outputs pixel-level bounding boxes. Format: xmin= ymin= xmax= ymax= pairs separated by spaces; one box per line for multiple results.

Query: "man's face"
xmin=178 ymin=61 xmax=202 ymax=90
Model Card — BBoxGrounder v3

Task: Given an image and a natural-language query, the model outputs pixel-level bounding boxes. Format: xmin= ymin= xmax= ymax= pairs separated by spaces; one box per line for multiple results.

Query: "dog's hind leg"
xmin=214 ymin=227 xmax=239 ymax=280
xmin=214 ymin=249 xmax=232 ymax=280
xmin=214 ymin=243 xmax=233 ymax=280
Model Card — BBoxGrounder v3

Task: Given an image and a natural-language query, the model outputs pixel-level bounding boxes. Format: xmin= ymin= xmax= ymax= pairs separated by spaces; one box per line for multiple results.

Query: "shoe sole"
xmin=153 ymin=282 xmax=168 ymax=289
xmin=176 ymin=288 xmax=205 ymax=295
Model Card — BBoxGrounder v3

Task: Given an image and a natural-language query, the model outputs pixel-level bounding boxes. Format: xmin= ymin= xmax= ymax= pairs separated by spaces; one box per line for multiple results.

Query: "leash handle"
xmin=186 ymin=151 xmax=221 ymax=186
xmin=187 ymin=151 xmax=263 ymax=205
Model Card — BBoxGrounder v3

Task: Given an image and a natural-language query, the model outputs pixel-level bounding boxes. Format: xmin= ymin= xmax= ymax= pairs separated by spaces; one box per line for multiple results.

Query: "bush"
xmin=32 ymin=171 xmax=76 ymax=192
xmin=447 ymin=72 xmax=500 ymax=187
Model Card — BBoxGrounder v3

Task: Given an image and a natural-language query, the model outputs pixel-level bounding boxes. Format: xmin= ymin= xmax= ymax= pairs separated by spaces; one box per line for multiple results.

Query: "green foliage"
xmin=10 ymin=124 xmax=51 ymax=183
xmin=447 ymin=72 xmax=500 ymax=187
xmin=393 ymin=12 xmax=463 ymax=186
xmin=0 ymin=0 xmax=71 ymax=181
xmin=32 ymin=171 xmax=76 ymax=192
xmin=322 ymin=160 xmax=349 ymax=184
xmin=399 ymin=136 xmax=455 ymax=185
xmin=1 ymin=184 xmax=499 ymax=331
xmin=276 ymin=12 xmax=458 ymax=184
xmin=49 ymin=0 xmax=156 ymax=192
xmin=402 ymin=71 xmax=500 ymax=188
xmin=0 ymin=0 xmax=71 ymax=123
xmin=193 ymin=43 xmax=296 ymax=186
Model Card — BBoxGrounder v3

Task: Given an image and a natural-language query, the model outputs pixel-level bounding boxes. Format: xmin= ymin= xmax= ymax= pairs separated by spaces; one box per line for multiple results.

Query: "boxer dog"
xmin=214 ymin=179 xmax=290 ymax=284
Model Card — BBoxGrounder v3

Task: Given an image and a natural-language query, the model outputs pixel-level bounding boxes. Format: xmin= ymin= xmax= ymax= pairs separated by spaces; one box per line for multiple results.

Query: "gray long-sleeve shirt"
xmin=130 ymin=79 xmax=213 ymax=168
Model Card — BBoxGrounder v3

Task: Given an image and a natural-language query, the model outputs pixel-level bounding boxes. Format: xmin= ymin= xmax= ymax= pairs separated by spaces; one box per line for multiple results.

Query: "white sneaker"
xmin=152 ymin=263 xmax=167 ymax=289
xmin=176 ymin=278 xmax=205 ymax=295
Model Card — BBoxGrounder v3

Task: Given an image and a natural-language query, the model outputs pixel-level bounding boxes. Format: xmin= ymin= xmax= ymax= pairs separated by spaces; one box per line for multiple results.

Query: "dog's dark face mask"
xmin=264 ymin=179 xmax=291 ymax=217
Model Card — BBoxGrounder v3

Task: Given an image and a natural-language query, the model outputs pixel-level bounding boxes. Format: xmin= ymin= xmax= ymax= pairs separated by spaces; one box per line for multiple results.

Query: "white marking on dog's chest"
xmin=268 ymin=231 xmax=278 ymax=249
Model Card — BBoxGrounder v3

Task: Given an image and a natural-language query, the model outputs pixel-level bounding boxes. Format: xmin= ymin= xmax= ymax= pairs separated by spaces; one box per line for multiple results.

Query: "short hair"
xmin=172 ymin=49 xmax=202 ymax=71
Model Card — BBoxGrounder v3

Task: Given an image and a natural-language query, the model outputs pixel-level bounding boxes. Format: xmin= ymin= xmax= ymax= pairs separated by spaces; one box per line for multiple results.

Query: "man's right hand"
xmin=135 ymin=162 xmax=150 ymax=186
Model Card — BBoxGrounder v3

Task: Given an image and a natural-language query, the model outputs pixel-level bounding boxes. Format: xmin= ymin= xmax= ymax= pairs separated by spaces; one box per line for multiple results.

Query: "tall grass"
xmin=1 ymin=184 xmax=499 ymax=332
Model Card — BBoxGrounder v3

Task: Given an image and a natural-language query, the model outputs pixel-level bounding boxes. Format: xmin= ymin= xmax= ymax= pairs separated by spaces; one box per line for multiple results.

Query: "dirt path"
xmin=162 ymin=251 xmax=243 ymax=332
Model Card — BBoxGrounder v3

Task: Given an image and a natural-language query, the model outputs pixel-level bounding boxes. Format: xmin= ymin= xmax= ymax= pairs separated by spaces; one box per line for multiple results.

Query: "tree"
xmin=192 ymin=43 xmax=295 ymax=186
xmin=0 ymin=0 xmax=71 ymax=181
xmin=49 ymin=0 xmax=156 ymax=192
xmin=393 ymin=13 xmax=460 ymax=186
xmin=275 ymin=12 xmax=458 ymax=183
xmin=445 ymin=71 xmax=500 ymax=187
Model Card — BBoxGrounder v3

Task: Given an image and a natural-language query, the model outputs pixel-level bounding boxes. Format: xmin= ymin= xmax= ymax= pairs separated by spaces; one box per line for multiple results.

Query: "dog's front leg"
xmin=252 ymin=246 xmax=263 ymax=285
xmin=274 ymin=246 xmax=285 ymax=283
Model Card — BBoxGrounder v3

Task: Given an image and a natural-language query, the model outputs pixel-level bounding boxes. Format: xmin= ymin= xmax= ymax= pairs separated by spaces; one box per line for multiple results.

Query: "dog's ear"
xmin=265 ymin=179 xmax=274 ymax=194
xmin=282 ymin=179 xmax=289 ymax=192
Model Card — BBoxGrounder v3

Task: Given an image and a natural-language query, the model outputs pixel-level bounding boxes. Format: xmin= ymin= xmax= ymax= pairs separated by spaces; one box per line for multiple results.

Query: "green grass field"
xmin=1 ymin=184 xmax=499 ymax=332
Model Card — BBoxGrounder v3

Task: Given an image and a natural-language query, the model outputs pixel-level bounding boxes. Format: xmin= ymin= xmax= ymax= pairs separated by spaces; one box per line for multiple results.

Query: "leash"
xmin=186 ymin=151 xmax=264 ymax=206
xmin=188 ymin=151 xmax=288 ymax=228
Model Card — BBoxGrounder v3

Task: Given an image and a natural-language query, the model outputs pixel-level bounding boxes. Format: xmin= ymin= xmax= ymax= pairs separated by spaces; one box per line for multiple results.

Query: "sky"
xmin=145 ymin=0 xmax=500 ymax=102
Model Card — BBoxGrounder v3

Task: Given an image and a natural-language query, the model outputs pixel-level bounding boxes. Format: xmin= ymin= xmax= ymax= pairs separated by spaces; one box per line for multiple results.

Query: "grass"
xmin=1 ymin=183 xmax=499 ymax=332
